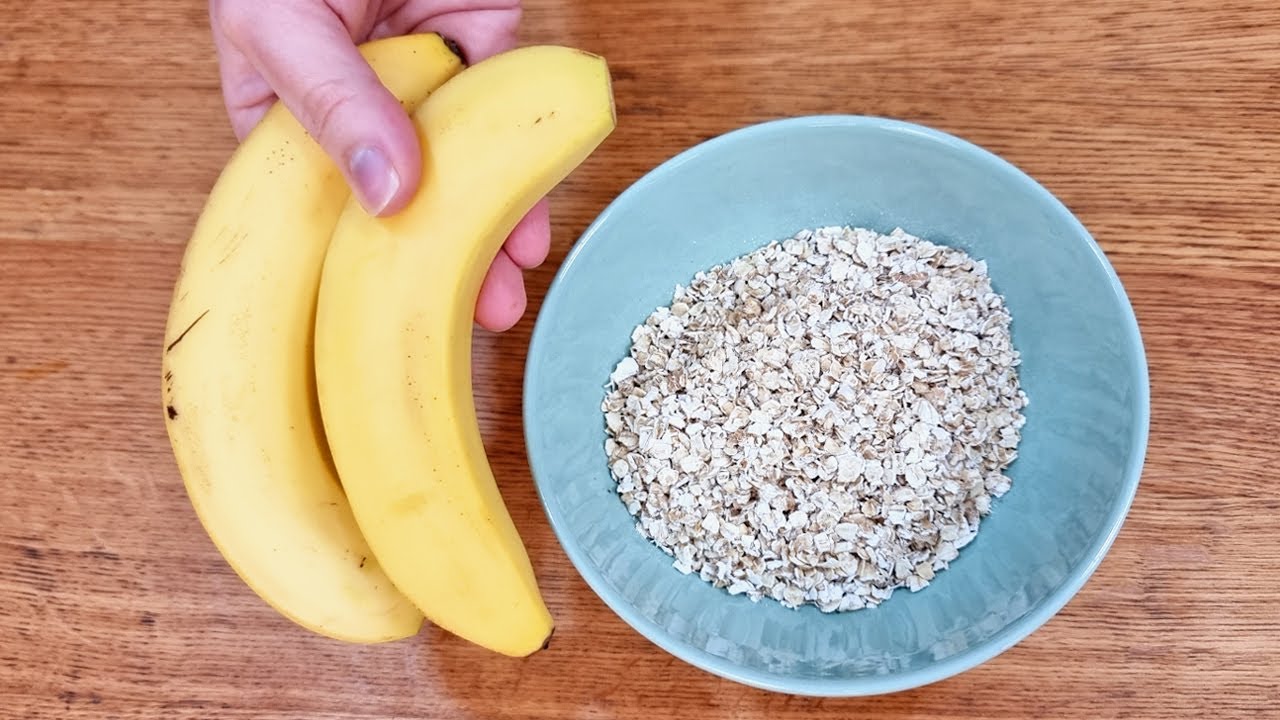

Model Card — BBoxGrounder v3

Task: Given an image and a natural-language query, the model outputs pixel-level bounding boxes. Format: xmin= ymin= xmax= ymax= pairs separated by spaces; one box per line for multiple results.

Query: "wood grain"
xmin=2 ymin=0 xmax=1279 ymax=717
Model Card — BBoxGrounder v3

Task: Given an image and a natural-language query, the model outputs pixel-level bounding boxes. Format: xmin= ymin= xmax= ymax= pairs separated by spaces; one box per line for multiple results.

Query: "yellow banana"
xmin=313 ymin=45 xmax=616 ymax=657
xmin=161 ymin=34 xmax=464 ymax=643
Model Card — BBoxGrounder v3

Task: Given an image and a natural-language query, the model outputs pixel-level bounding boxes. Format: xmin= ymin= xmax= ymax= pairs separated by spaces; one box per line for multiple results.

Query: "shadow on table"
xmin=409 ymin=567 xmax=963 ymax=720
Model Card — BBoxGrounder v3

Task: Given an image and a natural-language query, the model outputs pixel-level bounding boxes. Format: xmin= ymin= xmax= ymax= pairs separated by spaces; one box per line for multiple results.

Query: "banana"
xmin=161 ymin=34 xmax=464 ymax=643
xmin=313 ymin=45 xmax=616 ymax=657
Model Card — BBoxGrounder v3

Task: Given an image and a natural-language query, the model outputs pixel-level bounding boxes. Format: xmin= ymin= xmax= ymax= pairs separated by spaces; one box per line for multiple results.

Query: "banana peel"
xmin=313 ymin=45 xmax=616 ymax=657
xmin=161 ymin=33 xmax=464 ymax=643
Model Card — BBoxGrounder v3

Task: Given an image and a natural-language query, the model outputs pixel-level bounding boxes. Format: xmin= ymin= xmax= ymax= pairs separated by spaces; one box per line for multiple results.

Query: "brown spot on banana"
xmin=165 ymin=309 xmax=209 ymax=353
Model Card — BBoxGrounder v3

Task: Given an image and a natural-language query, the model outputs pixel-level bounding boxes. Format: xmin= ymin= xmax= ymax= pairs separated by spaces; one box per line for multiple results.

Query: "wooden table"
xmin=3 ymin=0 xmax=1278 ymax=717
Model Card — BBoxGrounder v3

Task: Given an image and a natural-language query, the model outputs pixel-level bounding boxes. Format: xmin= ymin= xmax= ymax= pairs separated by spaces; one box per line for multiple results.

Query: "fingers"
xmin=371 ymin=0 xmax=523 ymax=63
xmin=409 ymin=5 xmax=522 ymax=63
xmin=209 ymin=13 xmax=276 ymax=139
xmin=502 ymin=198 xmax=551 ymax=269
xmin=475 ymin=248 xmax=527 ymax=332
xmin=415 ymin=1 xmax=543 ymax=329
xmin=475 ymin=201 xmax=550 ymax=332
xmin=211 ymin=0 xmax=542 ymax=332
xmin=212 ymin=0 xmax=420 ymax=216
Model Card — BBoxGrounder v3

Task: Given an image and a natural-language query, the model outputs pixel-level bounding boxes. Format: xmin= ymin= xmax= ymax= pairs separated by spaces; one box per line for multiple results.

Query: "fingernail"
xmin=349 ymin=145 xmax=399 ymax=215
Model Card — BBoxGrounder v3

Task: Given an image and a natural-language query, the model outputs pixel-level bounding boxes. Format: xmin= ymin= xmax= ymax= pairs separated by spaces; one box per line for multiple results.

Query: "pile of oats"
xmin=601 ymin=225 xmax=1028 ymax=612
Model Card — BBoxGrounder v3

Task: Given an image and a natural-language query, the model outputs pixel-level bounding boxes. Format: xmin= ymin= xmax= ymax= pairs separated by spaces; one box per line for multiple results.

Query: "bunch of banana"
xmin=161 ymin=35 xmax=616 ymax=656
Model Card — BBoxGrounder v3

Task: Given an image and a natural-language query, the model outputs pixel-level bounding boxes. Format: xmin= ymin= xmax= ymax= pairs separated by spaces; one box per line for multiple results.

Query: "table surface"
xmin=3 ymin=0 xmax=1279 ymax=717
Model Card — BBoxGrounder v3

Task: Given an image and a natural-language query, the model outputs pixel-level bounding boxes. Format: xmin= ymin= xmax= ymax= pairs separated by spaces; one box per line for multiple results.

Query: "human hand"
xmin=209 ymin=0 xmax=549 ymax=332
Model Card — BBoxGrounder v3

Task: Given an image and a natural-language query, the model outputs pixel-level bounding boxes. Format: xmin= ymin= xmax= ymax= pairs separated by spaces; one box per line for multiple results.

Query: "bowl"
xmin=522 ymin=115 xmax=1149 ymax=696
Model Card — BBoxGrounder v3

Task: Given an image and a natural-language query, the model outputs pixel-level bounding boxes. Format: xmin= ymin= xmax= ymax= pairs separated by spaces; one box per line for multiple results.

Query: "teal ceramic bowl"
xmin=523 ymin=115 xmax=1149 ymax=696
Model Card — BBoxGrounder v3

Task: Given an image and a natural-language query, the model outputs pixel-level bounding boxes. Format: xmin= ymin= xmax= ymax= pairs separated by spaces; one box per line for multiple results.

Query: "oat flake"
xmin=601 ymin=226 xmax=1029 ymax=613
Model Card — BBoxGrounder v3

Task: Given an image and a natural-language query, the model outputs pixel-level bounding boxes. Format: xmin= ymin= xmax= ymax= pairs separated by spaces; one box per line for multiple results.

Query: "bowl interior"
xmin=524 ymin=116 xmax=1148 ymax=695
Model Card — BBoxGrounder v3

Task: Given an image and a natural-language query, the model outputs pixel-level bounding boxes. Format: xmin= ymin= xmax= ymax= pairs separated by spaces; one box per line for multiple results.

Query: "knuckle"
xmin=324 ymin=0 xmax=367 ymax=31
xmin=212 ymin=0 xmax=259 ymax=43
xmin=297 ymin=78 xmax=360 ymax=148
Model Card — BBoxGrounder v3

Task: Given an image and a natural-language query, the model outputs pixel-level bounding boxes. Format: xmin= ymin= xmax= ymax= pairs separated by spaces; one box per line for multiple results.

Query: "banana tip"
xmin=439 ymin=34 xmax=467 ymax=65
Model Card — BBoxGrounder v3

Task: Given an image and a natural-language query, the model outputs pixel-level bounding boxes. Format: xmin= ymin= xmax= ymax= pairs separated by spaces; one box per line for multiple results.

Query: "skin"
xmin=209 ymin=0 xmax=547 ymax=332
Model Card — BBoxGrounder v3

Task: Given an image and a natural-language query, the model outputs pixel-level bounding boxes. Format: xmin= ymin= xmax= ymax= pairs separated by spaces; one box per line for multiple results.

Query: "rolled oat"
xmin=601 ymin=225 xmax=1028 ymax=612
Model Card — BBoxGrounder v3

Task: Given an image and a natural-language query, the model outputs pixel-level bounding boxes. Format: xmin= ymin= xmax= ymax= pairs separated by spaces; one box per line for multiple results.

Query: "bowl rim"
xmin=522 ymin=114 xmax=1151 ymax=697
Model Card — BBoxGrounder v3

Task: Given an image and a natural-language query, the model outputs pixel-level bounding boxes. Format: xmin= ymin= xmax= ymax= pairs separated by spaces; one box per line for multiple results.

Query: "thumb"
xmin=217 ymin=2 xmax=419 ymax=216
